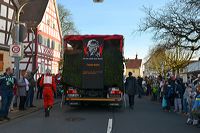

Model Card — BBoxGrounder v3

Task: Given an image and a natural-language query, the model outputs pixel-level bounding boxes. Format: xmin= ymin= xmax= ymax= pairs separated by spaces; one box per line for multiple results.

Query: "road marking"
xmin=107 ymin=118 xmax=113 ymax=133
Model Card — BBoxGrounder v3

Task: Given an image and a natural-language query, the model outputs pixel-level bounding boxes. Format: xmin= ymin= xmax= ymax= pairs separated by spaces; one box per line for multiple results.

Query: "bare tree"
xmin=57 ymin=3 xmax=78 ymax=36
xmin=139 ymin=0 xmax=200 ymax=51
xmin=181 ymin=0 xmax=200 ymax=10
xmin=145 ymin=43 xmax=194 ymax=76
xmin=145 ymin=46 xmax=167 ymax=75
xmin=165 ymin=46 xmax=194 ymax=74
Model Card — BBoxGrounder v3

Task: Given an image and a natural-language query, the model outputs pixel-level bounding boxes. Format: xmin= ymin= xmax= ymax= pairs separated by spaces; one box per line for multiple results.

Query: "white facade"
xmin=37 ymin=0 xmax=62 ymax=75
xmin=12 ymin=0 xmax=62 ymax=76
xmin=0 ymin=0 xmax=14 ymax=48
xmin=183 ymin=61 xmax=200 ymax=73
xmin=1 ymin=0 xmax=62 ymax=76
xmin=0 ymin=0 xmax=15 ymax=73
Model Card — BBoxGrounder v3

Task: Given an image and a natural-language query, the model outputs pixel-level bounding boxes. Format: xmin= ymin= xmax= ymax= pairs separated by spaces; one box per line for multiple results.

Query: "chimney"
xmin=135 ymin=54 xmax=138 ymax=60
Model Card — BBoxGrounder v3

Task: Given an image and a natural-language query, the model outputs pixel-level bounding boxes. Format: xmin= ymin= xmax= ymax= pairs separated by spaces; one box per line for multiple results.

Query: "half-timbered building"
xmin=14 ymin=0 xmax=62 ymax=77
xmin=0 ymin=0 xmax=15 ymax=73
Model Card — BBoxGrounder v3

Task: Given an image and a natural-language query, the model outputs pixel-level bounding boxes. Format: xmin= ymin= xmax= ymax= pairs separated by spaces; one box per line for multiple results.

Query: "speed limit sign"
xmin=10 ymin=44 xmax=22 ymax=57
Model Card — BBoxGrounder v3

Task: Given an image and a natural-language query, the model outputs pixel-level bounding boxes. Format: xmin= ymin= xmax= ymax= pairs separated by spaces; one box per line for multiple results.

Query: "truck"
xmin=62 ymin=35 xmax=124 ymax=107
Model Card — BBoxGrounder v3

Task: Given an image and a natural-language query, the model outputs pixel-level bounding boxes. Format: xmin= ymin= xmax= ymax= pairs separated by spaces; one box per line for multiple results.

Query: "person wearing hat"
xmin=39 ymin=69 xmax=56 ymax=117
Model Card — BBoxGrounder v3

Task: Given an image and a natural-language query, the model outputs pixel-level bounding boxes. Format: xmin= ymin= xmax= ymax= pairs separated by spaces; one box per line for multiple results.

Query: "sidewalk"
xmin=0 ymin=97 xmax=60 ymax=124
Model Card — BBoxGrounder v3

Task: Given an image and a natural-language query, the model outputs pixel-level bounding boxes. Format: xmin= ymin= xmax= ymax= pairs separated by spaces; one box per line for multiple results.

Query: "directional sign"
xmin=10 ymin=44 xmax=22 ymax=57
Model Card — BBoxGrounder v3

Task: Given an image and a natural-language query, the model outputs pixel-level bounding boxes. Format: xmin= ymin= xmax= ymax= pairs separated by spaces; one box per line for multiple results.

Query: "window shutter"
xmin=0 ymin=54 xmax=4 ymax=71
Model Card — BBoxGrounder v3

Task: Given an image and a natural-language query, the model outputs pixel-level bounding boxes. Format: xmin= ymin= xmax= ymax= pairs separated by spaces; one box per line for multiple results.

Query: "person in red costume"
xmin=40 ymin=69 xmax=56 ymax=117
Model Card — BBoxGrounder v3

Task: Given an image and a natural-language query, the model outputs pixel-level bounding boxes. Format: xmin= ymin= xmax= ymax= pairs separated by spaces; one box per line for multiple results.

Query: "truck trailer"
xmin=62 ymin=35 xmax=124 ymax=107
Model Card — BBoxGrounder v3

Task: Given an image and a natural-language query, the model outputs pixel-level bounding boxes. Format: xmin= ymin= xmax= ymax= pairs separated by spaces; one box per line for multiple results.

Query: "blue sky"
xmin=57 ymin=0 xmax=169 ymax=61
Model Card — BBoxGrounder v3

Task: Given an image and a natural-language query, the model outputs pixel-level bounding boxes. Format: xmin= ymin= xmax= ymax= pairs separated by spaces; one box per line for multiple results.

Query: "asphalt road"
xmin=0 ymin=97 xmax=199 ymax=133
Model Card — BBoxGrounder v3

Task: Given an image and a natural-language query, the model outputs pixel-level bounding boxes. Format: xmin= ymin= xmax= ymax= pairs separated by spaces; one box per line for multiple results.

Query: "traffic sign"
xmin=10 ymin=44 xmax=22 ymax=57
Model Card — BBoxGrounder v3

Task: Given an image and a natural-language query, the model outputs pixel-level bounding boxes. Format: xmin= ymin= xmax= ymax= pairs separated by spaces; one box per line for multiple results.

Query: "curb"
xmin=0 ymin=101 xmax=60 ymax=125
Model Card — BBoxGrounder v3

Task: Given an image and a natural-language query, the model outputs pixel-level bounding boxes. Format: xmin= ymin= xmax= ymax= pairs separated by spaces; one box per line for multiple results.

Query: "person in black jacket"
xmin=125 ymin=72 xmax=137 ymax=109
xmin=0 ymin=67 xmax=15 ymax=121
xmin=137 ymin=76 xmax=143 ymax=98
xmin=37 ymin=74 xmax=44 ymax=99
xmin=174 ymin=79 xmax=183 ymax=113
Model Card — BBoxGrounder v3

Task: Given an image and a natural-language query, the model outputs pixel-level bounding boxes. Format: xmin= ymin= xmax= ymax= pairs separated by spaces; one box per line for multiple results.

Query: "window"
xmin=47 ymin=19 xmax=50 ymax=25
xmin=47 ymin=38 xmax=50 ymax=48
xmin=0 ymin=32 xmax=5 ymax=44
xmin=4 ymin=0 xmax=9 ymax=3
xmin=43 ymin=37 xmax=47 ymax=46
xmin=53 ymin=23 xmax=55 ymax=29
xmin=0 ymin=54 xmax=3 ymax=71
xmin=51 ymin=40 xmax=55 ymax=49
xmin=1 ymin=5 xmax=7 ymax=17
xmin=38 ymin=34 xmax=43 ymax=44
xmin=8 ymin=8 xmax=13 ymax=20
xmin=0 ymin=19 xmax=6 ymax=31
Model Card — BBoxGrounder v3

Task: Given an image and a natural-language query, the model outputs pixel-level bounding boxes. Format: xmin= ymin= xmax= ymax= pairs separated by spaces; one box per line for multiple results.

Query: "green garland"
xmin=62 ymin=52 xmax=82 ymax=87
xmin=103 ymin=46 xmax=123 ymax=88
xmin=62 ymin=43 xmax=123 ymax=89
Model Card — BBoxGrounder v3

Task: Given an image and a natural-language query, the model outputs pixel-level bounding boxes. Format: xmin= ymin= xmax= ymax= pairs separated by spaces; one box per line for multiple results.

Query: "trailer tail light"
xmin=67 ymin=88 xmax=78 ymax=94
xmin=108 ymin=88 xmax=122 ymax=99
xmin=66 ymin=88 xmax=79 ymax=98
xmin=110 ymin=89 xmax=122 ymax=95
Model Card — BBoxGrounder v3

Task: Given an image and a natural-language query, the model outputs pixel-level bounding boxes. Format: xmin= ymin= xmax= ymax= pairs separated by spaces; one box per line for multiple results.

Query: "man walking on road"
xmin=40 ymin=69 xmax=56 ymax=117
xmin=125 ymin=72 xmax=137 ymax=109
xmin=0 ymin=67 xmax=15 ymax=121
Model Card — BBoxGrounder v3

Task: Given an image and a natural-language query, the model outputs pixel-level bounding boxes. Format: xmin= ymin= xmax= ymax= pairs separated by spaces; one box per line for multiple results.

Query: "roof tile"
xmin=126 ymin=59 xmax=142 ymax=69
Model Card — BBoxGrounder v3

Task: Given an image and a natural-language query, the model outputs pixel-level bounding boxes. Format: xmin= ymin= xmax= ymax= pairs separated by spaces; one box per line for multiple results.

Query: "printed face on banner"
xmin=84 ymin=39 xmax=103 ymax=58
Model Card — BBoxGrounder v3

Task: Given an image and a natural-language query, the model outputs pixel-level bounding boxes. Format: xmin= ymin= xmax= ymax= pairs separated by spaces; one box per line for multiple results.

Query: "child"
xmin=187 ymin=84 xmax=200 ymax=127
xmin=152 ymin=81 xmax=159 ymax=101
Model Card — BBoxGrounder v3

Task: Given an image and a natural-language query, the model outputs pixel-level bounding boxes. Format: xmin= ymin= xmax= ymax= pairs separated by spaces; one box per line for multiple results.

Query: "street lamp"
xmin=93 ymin=0 xmax=104 ymax=3
xmin=13 ymin=1 xmax=32 ymax=81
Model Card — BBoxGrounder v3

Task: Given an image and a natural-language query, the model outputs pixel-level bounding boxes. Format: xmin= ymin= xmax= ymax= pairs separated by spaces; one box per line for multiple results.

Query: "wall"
xmin=126 ymin=68 xmax=140 ymax=77
xmin=0 ymin=50 xmax=12 ymax=74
